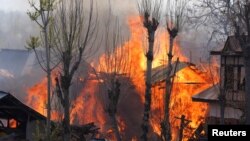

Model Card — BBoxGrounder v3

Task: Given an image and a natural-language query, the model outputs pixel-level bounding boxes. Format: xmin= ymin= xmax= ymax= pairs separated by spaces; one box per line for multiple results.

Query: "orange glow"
xmin=132 ymin=136 xmax=138 ymax=141
xmin=9 ymin=119 xmax=17 ymax=128
xmin=151 ymin=65 xmax=219 ymax=140
xmin=117 ymin=116 xmax=126 ymax=133
xmin=26 ymin=74 xmax=58 ymax=120
xmin=26 ymin=77 xmax=50 ymax=116
xmin=26 ymin=73 xmax=106 ymax=127
xmin=70 ymin=79 xmax=107 ymax=131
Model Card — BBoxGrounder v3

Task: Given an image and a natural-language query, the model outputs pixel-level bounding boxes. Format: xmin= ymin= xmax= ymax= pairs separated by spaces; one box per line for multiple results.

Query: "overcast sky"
xmin=0 ymin=0 xmax=31 ymax=12
xmin=0 ymin=0 xmax=136 ymax=13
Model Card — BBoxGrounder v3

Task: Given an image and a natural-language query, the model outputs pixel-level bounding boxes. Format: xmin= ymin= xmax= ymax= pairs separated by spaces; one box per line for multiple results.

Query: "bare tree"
xmin=161 ymin=0 xmax=188 ymax=141
xmin=27 ymin=1 xmax=56 ymax=140
xmin=230 ymin=0 xmax=250 ymax=124
xmin=96 ymin=10 xmax=132 ymax=140
xmin=51 ymin=0 xmax=98 ymax=141
xmin=189 ymin=0 xmax=234 ymax=42
xmin=194 ymin=0 xmax=250 ymax=125
xmin=138 ymin=0 xmax=162 ymax=140
xmin=184 ymin=1 xmax=238 ymax=125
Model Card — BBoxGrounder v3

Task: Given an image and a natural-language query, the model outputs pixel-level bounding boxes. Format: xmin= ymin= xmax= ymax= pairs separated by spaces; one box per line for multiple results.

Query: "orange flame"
xmin=97 ymin=16 xmax=218 ymax=140
xmin=70 ymin=78 xmax=107 ymax=131
xmin=26 ymin=16 xmax=219 ymax=141
xmin=26 ymin=72 xmax=106 ymax=126
xmin=26 ymin=77 xmax=50 ymax=116
xmin=26 ymin=74 xmax=59 ymax=120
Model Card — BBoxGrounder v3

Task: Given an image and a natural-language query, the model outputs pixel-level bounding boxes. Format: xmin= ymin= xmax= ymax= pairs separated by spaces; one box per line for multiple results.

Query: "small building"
xmin=0 ymin=91 xmax=46 ymax=141
xmin=192 ymin=36 xmax=245 ymax=124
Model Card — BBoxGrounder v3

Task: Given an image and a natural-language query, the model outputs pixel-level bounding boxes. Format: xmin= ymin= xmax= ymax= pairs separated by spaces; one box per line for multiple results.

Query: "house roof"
xmin=0 ymin=49 xmax=31 ymax=78
xmin=192 ymin=84 xmax=220 ymax=103
xmin=192 ymin=83 xmax=245 ymax=106
xmin=225 ymin=36 xmax=242 ymax=52
xmin=0 ymin=91 xmax=46 ymax=122
xmin=210 ymin=36 xmax=242 ymax=56
xmin=151 ymin=62 xmax=194 ymax=85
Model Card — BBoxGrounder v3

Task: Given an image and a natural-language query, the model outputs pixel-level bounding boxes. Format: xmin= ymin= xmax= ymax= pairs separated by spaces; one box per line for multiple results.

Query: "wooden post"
xmin=175 ymin=115 xmax=191 ymax=141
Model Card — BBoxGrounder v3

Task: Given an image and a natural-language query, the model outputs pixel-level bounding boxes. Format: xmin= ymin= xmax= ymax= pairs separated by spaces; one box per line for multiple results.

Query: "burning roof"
xmin=151 ymin=61 xmax=206 ymax=85
xmin=151 ymin=61 xmax=192 ymax=85
xmin=149 ymin=61 xmax=217 ymax=140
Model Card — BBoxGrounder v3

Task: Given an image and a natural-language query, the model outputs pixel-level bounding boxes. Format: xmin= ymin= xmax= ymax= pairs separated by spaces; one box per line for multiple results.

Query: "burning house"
xmin=149 ymin=61 xmax=216 ymax=141
xmin=192 ymin=36 xmax=245 ymax=124
xmin=60 ymin=17 xmax=219 ymax=140
xmin=0 ymin=18 xmax=222 ymax=141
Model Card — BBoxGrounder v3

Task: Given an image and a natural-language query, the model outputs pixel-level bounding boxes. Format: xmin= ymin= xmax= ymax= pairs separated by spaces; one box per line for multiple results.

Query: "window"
xmin=225 ymin=66 xmax=234 ymax=90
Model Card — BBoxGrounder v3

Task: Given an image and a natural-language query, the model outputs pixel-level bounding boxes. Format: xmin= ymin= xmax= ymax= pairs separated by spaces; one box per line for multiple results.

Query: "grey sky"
xmin=0 ymin=0 xmax=136 ymax=13
xmin=0 ymin=0 xmax=31 ymax=12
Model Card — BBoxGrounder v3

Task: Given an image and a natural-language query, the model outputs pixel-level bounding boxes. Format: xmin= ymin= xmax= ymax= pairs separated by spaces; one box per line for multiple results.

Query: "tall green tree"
xmin=27 ymin=1 xmax=56 ymax=140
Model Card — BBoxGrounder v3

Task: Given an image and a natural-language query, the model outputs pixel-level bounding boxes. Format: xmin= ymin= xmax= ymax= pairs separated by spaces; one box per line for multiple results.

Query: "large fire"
xmin=26 ymin=16 xmax=219 ymax=141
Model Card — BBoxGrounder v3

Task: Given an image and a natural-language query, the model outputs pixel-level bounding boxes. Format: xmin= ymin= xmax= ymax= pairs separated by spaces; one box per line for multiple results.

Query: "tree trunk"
xmin=63 ymin=88 xmax=71 ymax=141
xmin=141 ymin=32 xmax=155 ymax=141
xmin=111 ymin=114 xmax=122 ymax=141
xmin=244 ymin=44 xmax=250 ymax=124
xmin=219 ymin=89 xmax=225 ymax=124
xmin=108 ymin=80 xmax=122 ymax=141
xmin=162 ymin=28 xmax=178 ymax=141
xmin=44 ymin=26 xmax=51 ymax=141
xmin=162 ymin=35 xmax=174 ymax=141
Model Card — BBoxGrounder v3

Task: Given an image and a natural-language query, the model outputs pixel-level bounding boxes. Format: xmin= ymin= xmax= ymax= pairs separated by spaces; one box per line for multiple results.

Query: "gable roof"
xmin=192 ymin=84 xmax=220 ymax=103
xmin=151 ymin=62 xmax=194 ymax=85
xmin=0 ymin=91 xmax=46 ymax=122
xmin=223 ymin=36 xmax=242 ymax=52
xmin=210 ymin=36 xmax=243 ymax=56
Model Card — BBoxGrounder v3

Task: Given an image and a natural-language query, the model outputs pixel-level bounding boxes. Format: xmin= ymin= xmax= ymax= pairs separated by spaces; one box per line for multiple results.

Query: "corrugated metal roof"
xmin=192 ymin=84 xmax=245 ymax=104
xmin=192 ymin=84 xmax=220 ymax=102
xmin=151 ymin=62 xmax=192 ymax=85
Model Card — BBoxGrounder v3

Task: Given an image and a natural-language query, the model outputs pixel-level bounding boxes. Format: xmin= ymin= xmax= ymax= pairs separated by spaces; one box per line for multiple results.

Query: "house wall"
xmin=221 ymin=55 xmax=245 ymax=92
xmin=26 ymin=120 xmax=45 ymax=141
xmin=207 ymin=103 xmax=243 ymax=124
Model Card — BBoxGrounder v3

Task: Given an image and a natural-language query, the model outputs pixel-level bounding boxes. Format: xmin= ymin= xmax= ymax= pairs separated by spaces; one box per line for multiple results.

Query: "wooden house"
xmin=192 ymin=36 xmax=245 ymax=124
